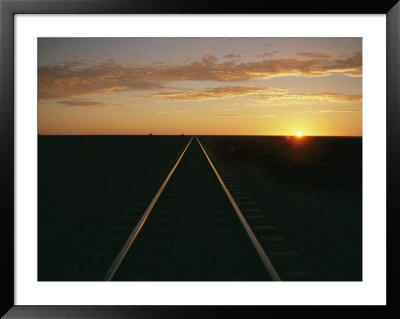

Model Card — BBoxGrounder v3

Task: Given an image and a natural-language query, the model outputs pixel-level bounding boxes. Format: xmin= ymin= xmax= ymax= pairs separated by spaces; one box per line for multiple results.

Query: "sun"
xmin=296 ymin=131 xmax=303 ymax=137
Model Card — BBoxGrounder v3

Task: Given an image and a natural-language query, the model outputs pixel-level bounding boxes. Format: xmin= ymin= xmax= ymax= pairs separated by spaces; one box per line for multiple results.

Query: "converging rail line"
xmin=103 ymin=136 xmax=194 ymax=280
xmin=196 ymin=137 xmax=281 ymax=281
xmin=103 ymin=136 xmax=281 ymax=281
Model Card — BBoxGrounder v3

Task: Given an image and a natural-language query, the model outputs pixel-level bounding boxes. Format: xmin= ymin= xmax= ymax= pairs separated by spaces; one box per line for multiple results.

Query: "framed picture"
xmin=1 ymin=0 xmax=399 ymax=318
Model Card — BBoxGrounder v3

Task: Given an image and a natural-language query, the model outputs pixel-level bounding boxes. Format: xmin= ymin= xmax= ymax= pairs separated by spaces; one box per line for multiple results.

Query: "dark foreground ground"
xmin=38 ymin=135 xmax=190 ymax=280
xmin=200 ymin=136 xmax=362 ymax=281
xmin=38 ymin=135 xmax=361 ymax=281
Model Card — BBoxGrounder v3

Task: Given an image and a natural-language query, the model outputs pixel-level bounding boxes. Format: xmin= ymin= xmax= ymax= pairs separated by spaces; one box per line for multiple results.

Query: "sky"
xmin=38 ymin=38 xmax=362 ymax=136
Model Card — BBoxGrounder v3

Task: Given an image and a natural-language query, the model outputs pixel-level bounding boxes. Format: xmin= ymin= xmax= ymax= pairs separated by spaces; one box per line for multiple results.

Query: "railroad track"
xmin=77 ymin=135 xmax=313 ymax=281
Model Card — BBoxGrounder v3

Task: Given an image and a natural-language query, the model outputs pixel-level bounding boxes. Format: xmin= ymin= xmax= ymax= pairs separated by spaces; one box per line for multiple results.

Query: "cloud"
xmin=261 ymin=92 xmax=362 ymax=103
xmin=143 ymin=86 xmax=287 ymax=101
xmin=39 ymin=52 xmax=362 ymax=99
xmin=291 ymin=109 xmax=361 ymax=114
xmin=241 ymin=52 xmax=361 ymax=78
xmin=57 ymin=99 xmax=120 ymax=108
xmin=209 ymin=114 xmax=276 ymax=118
xmin=256 ymin=51 xmax=279 ymax=58
xmin=316 ymin=109 xmax=362 ymax=113
xmin=343 ymin=72 xmax=362 ymax=78
xmin=297 ymin=51 xmax=332 ymax=59
xmin=156 ymin=110 xmax=198 ymax=114
xmin=39 ymin=61 xmax=166 ymax=99
xmin=224 ymin=54 xmax=241 ymax=59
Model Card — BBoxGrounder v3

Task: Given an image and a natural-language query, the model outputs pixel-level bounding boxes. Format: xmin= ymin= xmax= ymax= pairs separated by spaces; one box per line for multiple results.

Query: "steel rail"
xmin=103 ymin=136 xmax=194 ymax=281
xmin=196 ymin=136 xmax=282 ymax=281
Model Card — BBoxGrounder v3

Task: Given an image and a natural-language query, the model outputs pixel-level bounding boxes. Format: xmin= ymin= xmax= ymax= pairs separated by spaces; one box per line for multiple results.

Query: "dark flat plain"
xmin=200 ymin=136 xmax=362 ymax=281
xmin=38 ymin=135 xmax=361 ymax=281
xmin=38 ymin=135 xmax=190 ymax=280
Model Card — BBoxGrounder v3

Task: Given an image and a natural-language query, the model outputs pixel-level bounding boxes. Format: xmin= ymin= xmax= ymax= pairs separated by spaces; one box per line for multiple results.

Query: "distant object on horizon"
xmin=149 ymin=133 xmax=152 ymax=136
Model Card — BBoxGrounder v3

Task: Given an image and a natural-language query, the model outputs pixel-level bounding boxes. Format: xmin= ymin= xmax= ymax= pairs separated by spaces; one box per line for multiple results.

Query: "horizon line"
xmin=38 ymin=134 xmax=362 ymax=137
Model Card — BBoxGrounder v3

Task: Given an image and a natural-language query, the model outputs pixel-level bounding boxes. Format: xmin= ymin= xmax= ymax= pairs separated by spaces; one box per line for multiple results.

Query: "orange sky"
xmin=38 ymin=38 xmax=362 ymax=136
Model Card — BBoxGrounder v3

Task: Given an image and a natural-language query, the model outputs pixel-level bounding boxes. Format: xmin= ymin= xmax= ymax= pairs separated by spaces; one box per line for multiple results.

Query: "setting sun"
xmin=296 ymin=131 xmax=303 ymax=137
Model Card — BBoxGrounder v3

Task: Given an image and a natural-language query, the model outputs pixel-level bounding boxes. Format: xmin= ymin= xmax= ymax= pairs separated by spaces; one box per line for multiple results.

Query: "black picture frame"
xmin=1 ymin=0 xmax=399 ymax=318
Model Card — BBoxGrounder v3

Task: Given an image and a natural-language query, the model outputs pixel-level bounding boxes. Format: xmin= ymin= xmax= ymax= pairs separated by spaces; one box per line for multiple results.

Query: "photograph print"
xmin=38 ymin=37 xmax=362 ymax=281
